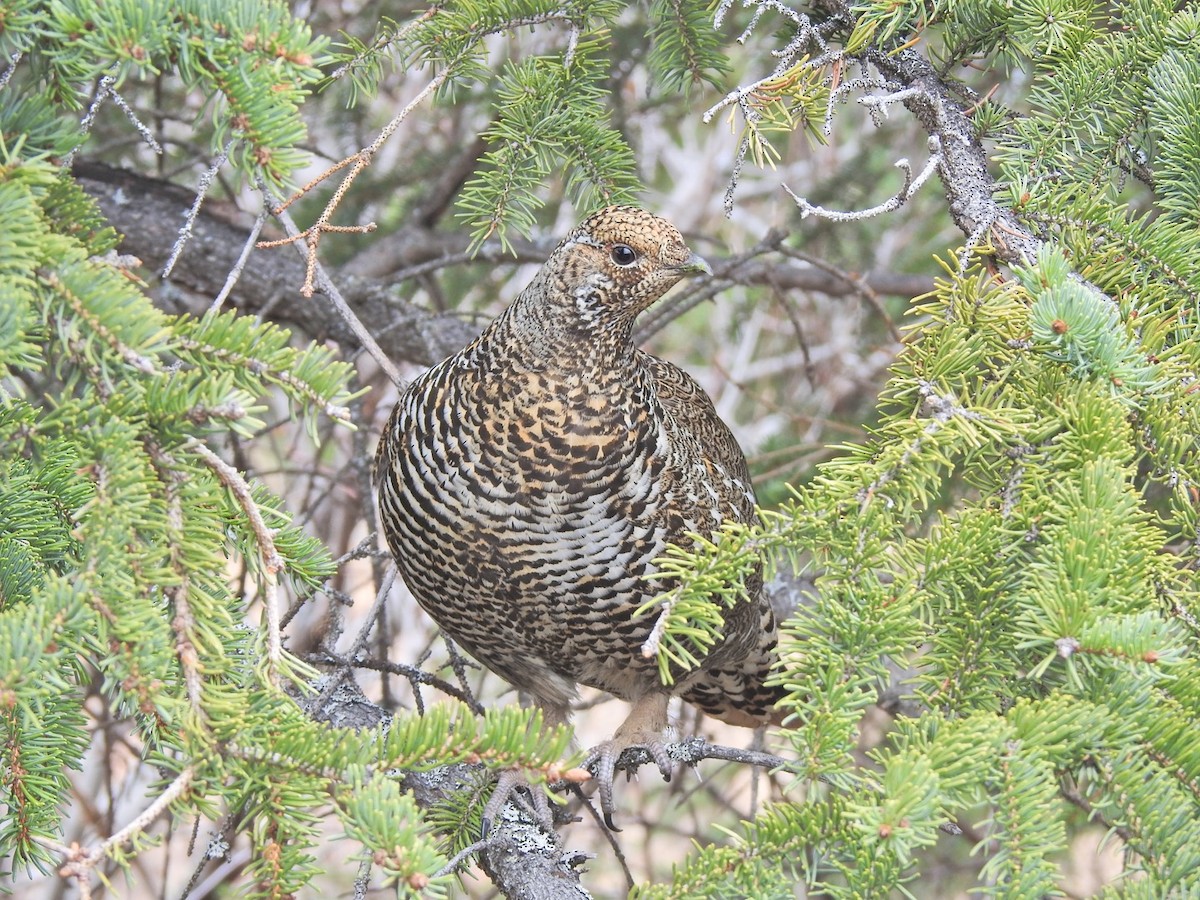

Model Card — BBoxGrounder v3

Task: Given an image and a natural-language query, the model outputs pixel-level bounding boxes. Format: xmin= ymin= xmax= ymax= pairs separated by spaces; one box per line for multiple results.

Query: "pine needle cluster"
xmin=633 ymin=0 xmax=1200 ymax=895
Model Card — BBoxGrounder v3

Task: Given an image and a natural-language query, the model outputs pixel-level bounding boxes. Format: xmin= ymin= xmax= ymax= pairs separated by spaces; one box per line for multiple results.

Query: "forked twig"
xmin=784 ymin=141 xmax=942 ymax=222
xmin=258 ymin=68 xmax=452 ymax=297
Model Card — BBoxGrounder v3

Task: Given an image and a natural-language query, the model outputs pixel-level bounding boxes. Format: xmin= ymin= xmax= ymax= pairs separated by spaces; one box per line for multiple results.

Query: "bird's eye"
xmin=610 ymin=244 xmax=638 ymax=267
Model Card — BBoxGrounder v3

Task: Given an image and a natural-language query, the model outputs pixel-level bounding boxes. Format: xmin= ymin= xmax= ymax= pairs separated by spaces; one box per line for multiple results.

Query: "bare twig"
xmin=304 ymin=649 xmax=486 ymax=715
xmin=432 ymin=835 xmax=502 ymax=878
xmin=775 ymin=244 xmax=903 ymax=343
xmin=0 ymin=50 xmax=21 ymax=91
xmin=262 ymin=184 xmax=404 ymax=384
xmin=310 ymin=565 xmax=397 ymax=710
xmin=163 ymin=140 xmax=234 ymax=279
xmin=854 ymin=37 xmax=1044 ymax=265
xmin=637 ymin=227 xmax=788 ymax=340
xmin=62 ymin=73 xmax=116 ymax=168
xmin=784 ymin=142 xmax=942 ymax=222
xmin=108 ymin=86 xmax=164 ymax=155
xmin=573 ymin=788 xmax=636 ymax=890
xmin=260 ymin=68 xmax=451 ymax=297
xmin=210 ymin=203 xmax=269 ymax=313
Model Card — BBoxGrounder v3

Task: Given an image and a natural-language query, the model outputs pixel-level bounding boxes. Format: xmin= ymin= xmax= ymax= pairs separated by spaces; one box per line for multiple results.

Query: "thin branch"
xmin=92 ymin=766 xmax=195 ymax=864
xmin=775 ymin=244 xmax=903 ymax=343
xmin=260 ymin=69 xmax=451 ymax=298
xmin=573 ymin=787 xmax=636 ymax=890
xmin=108 ymin=86 xmax=164 ymax=155
xmin=54 ymin=765 xmax=197 ymax=898
xmin=0 ymin=50 xmax=24 ymax=91
xmin=623 ymin=736 xmax=797 ymax=774
xmin=62 ymin=72 xmax=116 ymax=168
xmin=189 ymin=440 xmax=284 ymax=685
xmin=637 ymin=227 xmax=788 ymax=339
xmin=309 ymin=565 xmax=402 ymax=711
xmin=432 ymin=835 xmax=502 ymax=878
xmin=163 ymin=140 xmax=235 ymax=279
xmin=262 ymin=182 xmax=404 ymax=385
xmin=327 ymin=8 xmax=439 ymax=82
xmin=210 ymin=203 xmax=269 ymax=313
xmin=304 ymin=650 xmax=486 ymax=715
xmin=854 ymin=35 xmax=1045 ymax=265
xmin=784 ymin=143 xmax=942 ymax=222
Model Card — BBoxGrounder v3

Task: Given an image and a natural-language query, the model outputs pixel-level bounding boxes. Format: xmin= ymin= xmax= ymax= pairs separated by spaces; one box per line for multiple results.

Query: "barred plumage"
xmin=375 ymin=207 xmax=781 ymax=824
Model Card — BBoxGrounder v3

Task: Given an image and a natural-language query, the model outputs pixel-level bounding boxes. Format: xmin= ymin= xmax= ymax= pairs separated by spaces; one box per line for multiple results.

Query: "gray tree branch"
xmin=809 ymin=1 xmax=1045 ymax=266
xmin=75 ymin=161 xmax=934 ymax=373
xmin=74 ymin=161 xmax=479 ymax=368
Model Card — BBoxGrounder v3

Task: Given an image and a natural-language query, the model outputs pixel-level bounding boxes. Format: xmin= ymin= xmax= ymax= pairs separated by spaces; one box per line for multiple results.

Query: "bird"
xmin=374 ymin=206 xmax=783 ymax=828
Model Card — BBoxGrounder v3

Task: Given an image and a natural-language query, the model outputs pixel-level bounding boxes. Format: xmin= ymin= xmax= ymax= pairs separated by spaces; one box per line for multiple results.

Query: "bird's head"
xmin=544 ymin=206 xmax=711 ymax=330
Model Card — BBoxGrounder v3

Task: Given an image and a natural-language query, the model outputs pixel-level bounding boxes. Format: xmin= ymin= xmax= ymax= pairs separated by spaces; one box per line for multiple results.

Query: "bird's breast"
xmin=386 ymin=362 xmax=674 ymax=562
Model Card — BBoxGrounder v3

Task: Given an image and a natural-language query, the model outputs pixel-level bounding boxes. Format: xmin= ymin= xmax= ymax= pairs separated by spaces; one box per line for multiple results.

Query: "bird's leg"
xmin=585 ymin=692 xmax=674 ymax=830
xmin=481 ymin=700 xmax=570 ymax=836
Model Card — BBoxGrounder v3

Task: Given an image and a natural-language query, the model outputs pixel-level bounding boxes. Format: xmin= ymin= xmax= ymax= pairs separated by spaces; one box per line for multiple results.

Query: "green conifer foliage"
xmin=2 ymin=0 xmax=1198 ymax=897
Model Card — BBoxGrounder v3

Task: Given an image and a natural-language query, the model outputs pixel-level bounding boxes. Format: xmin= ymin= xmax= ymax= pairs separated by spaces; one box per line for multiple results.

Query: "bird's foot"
xmin=583 ymin=730 xmax=675 ymax=831
xmin=481 ymin=768 xmax=556 ymax=836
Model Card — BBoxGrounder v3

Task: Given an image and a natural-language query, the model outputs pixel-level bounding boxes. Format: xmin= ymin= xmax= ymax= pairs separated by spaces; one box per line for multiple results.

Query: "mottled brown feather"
xmin=375 ymin=206 xmax=782 ymax=738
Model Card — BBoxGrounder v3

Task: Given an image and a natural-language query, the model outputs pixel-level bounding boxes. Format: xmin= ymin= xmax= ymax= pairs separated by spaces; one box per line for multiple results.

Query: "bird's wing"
xmin=638 ymin=350 xmax=756 ymax=523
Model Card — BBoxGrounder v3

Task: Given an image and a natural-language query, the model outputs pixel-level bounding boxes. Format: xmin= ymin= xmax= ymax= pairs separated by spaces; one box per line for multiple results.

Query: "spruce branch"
xmin=326 ymin=8 xmax=439 ymax=86
xmin=145 ymin=440 xmax=204 ymax=714
xmin=42 ymin=270 xmax=159 ymax=375
xmin=646 ymin=0 xmax=730 ymax=92
xmin=637 ymin=524 xmax=761 ymax=685
xmin=1022 ymin=210 xmax=1200 ymax=306
xmin=188 ymin=440 xmax=283 ymax=685
xmin=172 ymin=319 xmax=354 ymax=427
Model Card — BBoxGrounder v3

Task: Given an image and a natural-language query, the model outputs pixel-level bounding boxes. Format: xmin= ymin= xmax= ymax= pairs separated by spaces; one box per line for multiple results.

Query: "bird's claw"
xmin=584 ymin=735 xmax=675 ymax=831
xmin=481 ymin=768 xmax=555 ymax=836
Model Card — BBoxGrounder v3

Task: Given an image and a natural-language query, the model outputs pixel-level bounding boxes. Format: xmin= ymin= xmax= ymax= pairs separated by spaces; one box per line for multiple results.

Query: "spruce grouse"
xmin=375 ymin=206 xmax=782 ymax=826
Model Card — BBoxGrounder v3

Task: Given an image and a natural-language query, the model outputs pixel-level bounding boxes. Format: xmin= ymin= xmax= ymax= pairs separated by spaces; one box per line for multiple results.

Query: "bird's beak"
xmin=675 ymin=252 xmax=712 ymax=277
